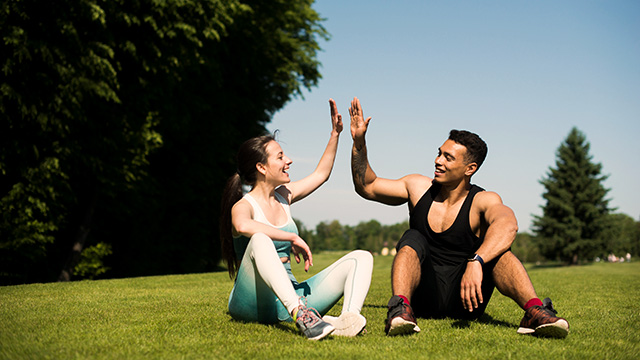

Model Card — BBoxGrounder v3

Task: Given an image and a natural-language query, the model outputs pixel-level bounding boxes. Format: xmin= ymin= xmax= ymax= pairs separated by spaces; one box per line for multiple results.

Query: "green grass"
xmin=1 ymin=252 xmax=639 ymax=359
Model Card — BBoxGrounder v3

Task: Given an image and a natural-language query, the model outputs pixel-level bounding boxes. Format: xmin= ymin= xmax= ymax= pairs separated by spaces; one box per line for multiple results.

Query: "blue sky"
xmin=267 ymin=0 xmax=640 ymax=233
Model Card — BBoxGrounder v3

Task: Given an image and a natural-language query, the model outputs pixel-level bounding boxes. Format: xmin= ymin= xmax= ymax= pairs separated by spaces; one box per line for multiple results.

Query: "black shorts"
xmin=396 ymin=229 xmax=496 ymax=320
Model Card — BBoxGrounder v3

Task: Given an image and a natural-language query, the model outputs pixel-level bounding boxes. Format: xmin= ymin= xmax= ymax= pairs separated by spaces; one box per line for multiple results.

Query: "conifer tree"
xmin=533 ymin=127 xmax=611 ymax=264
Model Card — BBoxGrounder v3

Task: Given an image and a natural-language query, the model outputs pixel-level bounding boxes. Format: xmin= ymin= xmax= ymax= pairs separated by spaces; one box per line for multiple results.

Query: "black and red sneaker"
xmin=517 ymin=298 xmax=569 ymax=338
xmin=385 ymin=295 xmax=421 ymax=336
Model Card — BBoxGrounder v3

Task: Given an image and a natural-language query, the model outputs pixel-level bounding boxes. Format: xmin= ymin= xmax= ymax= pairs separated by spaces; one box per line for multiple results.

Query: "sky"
xmin=266 ymin=0 xmax=640 ymax=233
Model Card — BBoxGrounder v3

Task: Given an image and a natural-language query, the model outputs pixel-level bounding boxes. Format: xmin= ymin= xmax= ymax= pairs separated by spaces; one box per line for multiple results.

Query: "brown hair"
xmin=219 ymin=135 xmax=276 ymax=278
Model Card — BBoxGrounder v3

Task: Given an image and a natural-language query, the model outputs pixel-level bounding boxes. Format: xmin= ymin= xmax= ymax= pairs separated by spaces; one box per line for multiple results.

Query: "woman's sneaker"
xmin=517 ymin=298 xmax=569 ymax=338
xmin=323 ymin=312 xmax=367 ymax=337
xmin=295 ymin=305 xmax=334 ymax=340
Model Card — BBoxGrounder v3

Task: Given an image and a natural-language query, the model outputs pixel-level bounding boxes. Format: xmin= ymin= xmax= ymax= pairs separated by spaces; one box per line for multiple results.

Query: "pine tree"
xmin=533 ymin=127 xmax=611 ymax=264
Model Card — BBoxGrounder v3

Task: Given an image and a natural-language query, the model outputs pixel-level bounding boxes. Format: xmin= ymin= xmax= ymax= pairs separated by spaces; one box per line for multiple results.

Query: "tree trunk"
xmin=58 ymin=194 xmax=97 ymax=282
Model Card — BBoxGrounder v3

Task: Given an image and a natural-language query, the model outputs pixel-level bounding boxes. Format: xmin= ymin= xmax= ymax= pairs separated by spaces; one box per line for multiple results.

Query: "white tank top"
xmin=233 ymin=191 xmax=297 ymax=260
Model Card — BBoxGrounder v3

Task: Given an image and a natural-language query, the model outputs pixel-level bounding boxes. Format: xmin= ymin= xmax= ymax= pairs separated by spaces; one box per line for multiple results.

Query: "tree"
xmin=533 ymin=127 xmax=611 ymax=264
xmin=602 ymin=213 xmax=640 ymax=258
xmin=1 ymin=0 xmax=327 ymax=284
xmin=511 ymin=232 xmax=543 ymax=264
xmin=353 ymin=220 xmax=382 ymax=252
xmin=315 ymin=220 xmax=347 ymax=251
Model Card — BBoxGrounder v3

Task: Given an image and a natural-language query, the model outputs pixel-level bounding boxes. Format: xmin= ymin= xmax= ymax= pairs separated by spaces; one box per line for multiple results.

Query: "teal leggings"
xmin=228 ymin=233 xmax=373 ymax=324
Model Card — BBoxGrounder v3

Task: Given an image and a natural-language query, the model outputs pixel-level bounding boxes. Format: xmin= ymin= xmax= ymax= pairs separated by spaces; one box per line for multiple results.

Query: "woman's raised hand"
xmin=329 ymin=98 xmax=343 ymax=135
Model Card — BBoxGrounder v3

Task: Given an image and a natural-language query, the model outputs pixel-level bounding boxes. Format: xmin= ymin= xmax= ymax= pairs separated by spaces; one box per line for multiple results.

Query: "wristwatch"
xmin=468 ymin=254 xmax=485 ymax=266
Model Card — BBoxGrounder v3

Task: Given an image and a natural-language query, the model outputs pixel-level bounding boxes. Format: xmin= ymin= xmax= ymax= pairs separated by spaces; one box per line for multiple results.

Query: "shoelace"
xmin=297 ymin=296 xmax=322 ymax=327
xmin=298 ymin=306 xmax=322 ymax=327
xmin=542 ymin=297 xmax=558 ymax=315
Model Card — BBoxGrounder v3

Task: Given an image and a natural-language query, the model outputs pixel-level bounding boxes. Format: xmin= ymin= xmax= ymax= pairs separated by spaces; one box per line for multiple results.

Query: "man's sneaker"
xmin=385 ymin=295 xmax=421 ymax=336
xmin=517 ymin=297 xmax=569 ymax=338
xmin=323 ymin=312 xmax=367 ymax=337
xmin=295 ymin=304 xmax=334 ymax=340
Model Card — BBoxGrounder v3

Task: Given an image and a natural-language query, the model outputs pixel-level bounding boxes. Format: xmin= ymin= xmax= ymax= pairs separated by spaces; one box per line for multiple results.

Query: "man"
xmin=348 ymin=97 xmax=569 ymax=338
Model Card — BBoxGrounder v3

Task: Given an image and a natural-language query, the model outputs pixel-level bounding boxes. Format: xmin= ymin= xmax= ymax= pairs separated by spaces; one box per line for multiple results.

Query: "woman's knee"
xmin=250 ymin=232 xmax=271 ymax=242
xmin=355 ymin=249 xmax=373 ymax=265
xmin=247 ymin=233 xmax=277 ymax=254
xmin=345 ymin=249 xmax=374 ymax=267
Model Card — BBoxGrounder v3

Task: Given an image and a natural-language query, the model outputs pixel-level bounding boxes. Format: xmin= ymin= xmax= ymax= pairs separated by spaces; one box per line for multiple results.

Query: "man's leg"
xmin=386 ymin=230 xmax=426 ymax=336
xmin=492 ymin=251 xmax=569 ymax=338
xmin=491 ymin=251 xmax=537 ymax=308
xmin=391 ymin=246 xmax=422 ymax=301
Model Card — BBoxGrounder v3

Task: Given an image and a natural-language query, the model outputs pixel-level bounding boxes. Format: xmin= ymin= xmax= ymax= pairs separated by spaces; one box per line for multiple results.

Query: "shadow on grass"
xmin=451 ymin=313 xmax=517 ymax=330
xmin=227 ymin=314 xmax=300 ymax=335
xmin=363 ymin=303 xmax=388 ymax=309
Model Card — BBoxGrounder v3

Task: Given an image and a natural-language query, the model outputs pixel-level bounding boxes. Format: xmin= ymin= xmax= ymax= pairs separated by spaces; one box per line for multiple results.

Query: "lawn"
xmin=1 ymin=252 xmax=639 ymax=359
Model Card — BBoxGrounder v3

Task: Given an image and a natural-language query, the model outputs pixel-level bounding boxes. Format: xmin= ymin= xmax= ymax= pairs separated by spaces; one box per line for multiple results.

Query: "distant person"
xmin=348 ymin=97 xmax=569 ymax=338
xmin=220 ymin=99 xmax=373 ymax=340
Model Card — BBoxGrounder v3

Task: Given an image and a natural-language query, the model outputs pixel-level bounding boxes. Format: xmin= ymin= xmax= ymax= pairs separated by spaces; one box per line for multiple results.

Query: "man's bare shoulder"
xmin=474 ymin=190 xmax=517 ymax=218
xmin=403 ymin=174 xmax=433 ymax=188
xmin=474 ymin=190 xmax=505 ymax=209
xmin=404 ymin=174 xmax=434 ymax=205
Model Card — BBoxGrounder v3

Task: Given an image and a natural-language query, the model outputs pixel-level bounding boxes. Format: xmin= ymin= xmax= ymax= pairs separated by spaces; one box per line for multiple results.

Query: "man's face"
xmin=433 ymin=139 xmax=475 ymax=184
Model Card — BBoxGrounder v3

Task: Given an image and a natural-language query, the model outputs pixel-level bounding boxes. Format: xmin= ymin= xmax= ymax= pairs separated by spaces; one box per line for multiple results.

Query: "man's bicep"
xmin=366 ymin=177 xmax=410 ymax=205
xmin=480 ymin=192 xmax=517 ymax=225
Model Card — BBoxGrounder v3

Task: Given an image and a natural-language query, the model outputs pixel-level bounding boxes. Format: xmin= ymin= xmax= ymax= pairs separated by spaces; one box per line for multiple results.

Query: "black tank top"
xmin=409 ymin=183 xmax=485 ymax=267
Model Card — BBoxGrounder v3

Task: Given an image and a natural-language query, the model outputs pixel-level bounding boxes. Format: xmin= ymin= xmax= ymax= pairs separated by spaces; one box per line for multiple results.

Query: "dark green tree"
xmin=294 ymin=218 xmax=316 ymax=251
xmin=353 ymin=220 xmax=382 ymax=252
xmin=1 ymin=0 xmax=327 ymax=284
xmin=511 ymin=232 xmax=543 ymax=264
xmin=315 ymin=220 xmax=347 ymax=251
xmin=533 ymin=127 xmax=611 ymax=264
xmin=603 ymin=213 xmax=639 ymax=258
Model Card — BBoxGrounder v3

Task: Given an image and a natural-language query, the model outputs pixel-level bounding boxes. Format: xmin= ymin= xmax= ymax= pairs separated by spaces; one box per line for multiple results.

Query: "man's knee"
xmin=492 ymin=250 xmax=525 ymax=273
xmin=395 ymin=229 xmax=428 ymax=263
xmin=393 ymin=246 xmax=420 ymax=268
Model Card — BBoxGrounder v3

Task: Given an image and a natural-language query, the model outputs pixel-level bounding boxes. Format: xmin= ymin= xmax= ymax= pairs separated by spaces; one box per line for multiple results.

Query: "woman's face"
xmin=260 ymin=140 xmax=292 ymax=184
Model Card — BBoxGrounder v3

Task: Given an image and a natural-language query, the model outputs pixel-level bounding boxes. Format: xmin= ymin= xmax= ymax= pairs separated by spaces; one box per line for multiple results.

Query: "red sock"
xmin=398 ymin=295 xmax=410 ymax=305
xmin=524 ymin=298 xmax=543 ymax=310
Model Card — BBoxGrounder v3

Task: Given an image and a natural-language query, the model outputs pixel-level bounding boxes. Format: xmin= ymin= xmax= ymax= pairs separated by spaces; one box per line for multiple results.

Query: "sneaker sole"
xmin=517 ymin=319 xmax=569 ymax=338
xmin=323 ymin=313 xmax=367 ymax=337
xmin=387 ymin=317 xmax=420 ymax=336
xmin=307 ymin=324 xmax=335 ymax=341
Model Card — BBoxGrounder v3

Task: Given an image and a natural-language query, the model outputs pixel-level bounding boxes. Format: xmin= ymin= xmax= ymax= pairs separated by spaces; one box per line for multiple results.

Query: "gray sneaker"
xmin=295 ymin=305 xmax=334 ymax=340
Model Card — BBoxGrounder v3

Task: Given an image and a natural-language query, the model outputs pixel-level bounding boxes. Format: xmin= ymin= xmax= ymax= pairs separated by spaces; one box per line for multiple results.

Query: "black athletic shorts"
xmin=396 ymin=229 xmax=496 ymax=320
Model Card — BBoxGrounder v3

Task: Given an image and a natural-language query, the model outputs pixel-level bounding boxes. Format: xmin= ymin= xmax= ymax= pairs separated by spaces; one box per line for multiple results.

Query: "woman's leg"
xmin=228 ymin=233 xmax=300 ymax=323
xmin=295 ymin=250 xmax=373 ymax=336
xmin=300 ymin=250 xmax=373 ymax=316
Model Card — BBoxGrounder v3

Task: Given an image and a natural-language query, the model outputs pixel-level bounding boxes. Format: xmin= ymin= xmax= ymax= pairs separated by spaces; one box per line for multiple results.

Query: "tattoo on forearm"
xmin=352 ymin=150 xmax=367 ymax=188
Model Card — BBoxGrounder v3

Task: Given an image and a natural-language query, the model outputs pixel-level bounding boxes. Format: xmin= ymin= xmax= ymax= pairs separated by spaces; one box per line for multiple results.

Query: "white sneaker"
xmin=322 ymin=312 xmax=367 ymax=337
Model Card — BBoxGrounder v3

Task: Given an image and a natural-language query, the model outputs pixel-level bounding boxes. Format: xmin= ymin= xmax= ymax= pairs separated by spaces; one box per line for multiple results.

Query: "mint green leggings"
xmin=228 ymin=233 xmax=373 ymax=324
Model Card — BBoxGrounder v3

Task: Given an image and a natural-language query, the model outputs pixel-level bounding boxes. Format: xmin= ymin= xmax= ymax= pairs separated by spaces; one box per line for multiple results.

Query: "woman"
xmin=220 ymin=99 xmax=373 ymax=340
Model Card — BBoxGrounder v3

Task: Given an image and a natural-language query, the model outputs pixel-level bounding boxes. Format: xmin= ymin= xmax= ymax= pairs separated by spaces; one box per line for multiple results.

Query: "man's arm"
xmin=460 ymin=191 xmax=518 ymax=311
xmin=349 ymin=97 xmax=420 ymax=205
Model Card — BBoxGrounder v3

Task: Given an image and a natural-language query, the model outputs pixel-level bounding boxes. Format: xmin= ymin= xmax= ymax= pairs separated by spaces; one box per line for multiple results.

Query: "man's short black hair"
xmin=448 ymin=130 xmax=488 ymax=169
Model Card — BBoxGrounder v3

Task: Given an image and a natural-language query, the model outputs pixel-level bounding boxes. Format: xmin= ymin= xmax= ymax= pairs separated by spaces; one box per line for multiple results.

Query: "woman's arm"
xmin=285 ymin=99 xmax=343 ymax=204
xmin=231 ymin=199 xmax=314 ymax=271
